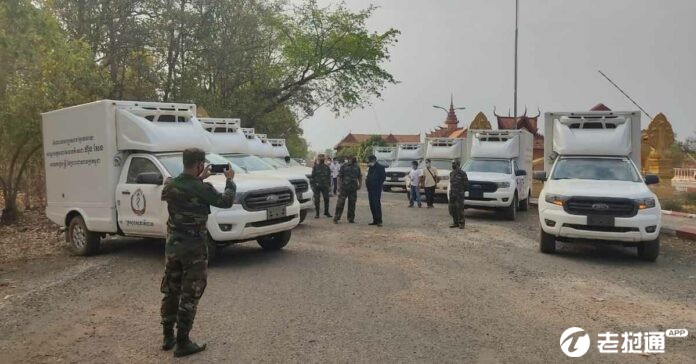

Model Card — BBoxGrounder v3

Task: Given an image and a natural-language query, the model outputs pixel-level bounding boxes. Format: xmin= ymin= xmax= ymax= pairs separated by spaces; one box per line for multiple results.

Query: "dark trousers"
xmin=367 ymin=186 xmax=383 ymax=223
xmin=424 ymin=186 xmax=436 ymax=206
xmin=314 ymin=185 xmax=330 ymax=214
xmin=334 ymin=189 xmax=357 ymax=221
xmin=332 ymin=177 xmax=338 ymax=194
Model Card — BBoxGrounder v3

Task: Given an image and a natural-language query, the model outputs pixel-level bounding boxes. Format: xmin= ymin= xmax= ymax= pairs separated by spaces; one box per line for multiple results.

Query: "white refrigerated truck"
xmin=384 ymin=143 xmax=425 ymax=191
xmin=199 ymin=118 xmax=314 ymax=222
xmin=373 ymin=146 xmax=397 ymax=167
xmin=423 ymin=138 xmax=467 ymax=197
xmin=534 ymin=111 xmax=662 ymax=261
xmin=41 ymin=100 xmax=301 ymax=258
xmin=457 ymin=129 xmax=533 ymax=220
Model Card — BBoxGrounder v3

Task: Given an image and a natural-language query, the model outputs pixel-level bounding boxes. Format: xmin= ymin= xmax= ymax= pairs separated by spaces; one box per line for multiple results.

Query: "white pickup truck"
xmin=423 ymin=138 xmax=467 ymax=197
xmin=41 ymin=100 xmax=301 ymax=259
xmin=373 ymin=146 xmax=397 ymax=168
xmin=384 ymin=143 xmax=425 ymax=191
xmin=458 ymin=129 xmax=533 ymax=220
xmin=534 ymin=111 xmax=662 ymax=261
xmin=199 ymin=118 xmax=314 ymax=222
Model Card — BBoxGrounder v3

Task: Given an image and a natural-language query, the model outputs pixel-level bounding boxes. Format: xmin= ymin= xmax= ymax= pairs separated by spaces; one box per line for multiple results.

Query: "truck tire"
xmin=519 ymin=190 xmax=531 ymax=211
xmin=503 ymin=195 xmax=518 ymax=220
xmin=257 ymin=230 xmax=291 ymax=250
xmin=539 ymin=229 xmax=556 ymax=254
xmin=67 ymin=215 xmax=101 ymax=256
xmin=637 ymin=238 xmax=659 ymax=262
xmin=299 ymin=210 xmax=308 ymax=223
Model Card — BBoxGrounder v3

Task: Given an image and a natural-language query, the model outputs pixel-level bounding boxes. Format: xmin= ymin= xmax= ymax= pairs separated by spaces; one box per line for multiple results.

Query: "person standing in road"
xmin=422 ymin=159 xmax=439 ymax=208
xmin=330 ymin=158 xmax=340 ymax=196
xmin=365 ymin=155 xmax=386 ymax=226
xmin=334 ymin=156 xmax=362 ymax=223
xmin=310 ymin=154 xmax=332 ymax=218
xmin=448 ymin=160 xmax=468 ymax=229
xmin=160 ymin=148 xmax=236 ymax=357
xmin=406 ymin=160 xmax=423 ymax=208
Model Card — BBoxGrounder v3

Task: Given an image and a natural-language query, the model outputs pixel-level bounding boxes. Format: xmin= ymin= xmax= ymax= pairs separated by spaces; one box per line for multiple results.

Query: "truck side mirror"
xmin=136 ymin=172 xmax=163 ymax=185
xmin=533 ymin=171 xmax=547 ymax=181
xmin=515 ymin=170 xmax=527 ymax=177
xmin=644 ymin=174 xmax=660 ymax=185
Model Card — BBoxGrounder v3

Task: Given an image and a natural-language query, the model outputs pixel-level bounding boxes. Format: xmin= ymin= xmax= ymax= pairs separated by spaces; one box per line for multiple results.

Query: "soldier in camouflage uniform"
xmin=160 ymin=148 xmax=236 ymax=357
xmin=334 ymin=156 xmax=362 ymax=223
xmin=310 ymin=154 xmax=332 ymax=218
xmin=448 ymin=160 xmax=468 ymax=229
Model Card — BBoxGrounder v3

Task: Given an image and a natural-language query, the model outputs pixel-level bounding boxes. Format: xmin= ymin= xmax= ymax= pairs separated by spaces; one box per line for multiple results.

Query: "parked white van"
xmin=41 ymin=100 xmax=300 ymax=258
xmin=534 ymin=111 xmax=662 ymax=261
xmin=424 ymin=138 xmax=467 ymax=197
xmin=384 ymin=143 xmax=425 ymax=191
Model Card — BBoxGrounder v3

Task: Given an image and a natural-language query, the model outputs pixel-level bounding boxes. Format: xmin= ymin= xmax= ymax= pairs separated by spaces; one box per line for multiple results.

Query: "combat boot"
xmin=174 ymin=328 xmax=207 ymax=357
xmin=324 ymin=211 xmax=332 ymax=217
xmin=161 ymin=323 xmax=176 ymax=351
xmin=449 ymin=223 xmax=459 ymax=228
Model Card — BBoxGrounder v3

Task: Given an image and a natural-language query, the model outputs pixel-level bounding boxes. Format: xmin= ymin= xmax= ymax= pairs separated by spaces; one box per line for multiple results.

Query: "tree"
xmin=357 ymin=135 xmax=387 ymax=162
xmin=0 ymin=0 xmax=109 ymax=223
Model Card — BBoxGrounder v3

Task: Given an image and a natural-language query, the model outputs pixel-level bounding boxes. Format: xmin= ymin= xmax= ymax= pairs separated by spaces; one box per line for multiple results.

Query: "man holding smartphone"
xmin=159 ymin=148 xmax=236 ymax=357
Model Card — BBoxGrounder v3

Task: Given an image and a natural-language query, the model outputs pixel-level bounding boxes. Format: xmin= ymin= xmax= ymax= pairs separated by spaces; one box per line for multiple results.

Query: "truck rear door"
xmin=116 ymin=156 xmax=167 ymax=237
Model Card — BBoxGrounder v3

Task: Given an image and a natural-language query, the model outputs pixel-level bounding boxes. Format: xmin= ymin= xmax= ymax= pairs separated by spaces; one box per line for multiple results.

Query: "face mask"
xmin=425 ymin=162 xmax=431 ymax=167
xmin=369 ymin=162 xmax=375 ymax=166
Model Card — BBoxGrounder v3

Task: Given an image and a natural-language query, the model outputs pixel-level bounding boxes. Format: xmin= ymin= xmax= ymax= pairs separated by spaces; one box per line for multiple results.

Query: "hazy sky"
xmin=302 ymin=0 xmax=696 ymax=152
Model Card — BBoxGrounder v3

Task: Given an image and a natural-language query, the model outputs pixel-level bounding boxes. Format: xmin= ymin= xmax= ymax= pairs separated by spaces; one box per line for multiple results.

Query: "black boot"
xmin=314 ymin=212 xmax=320 ymax=219
xmin=324 ymin=211 xmax=332 ymax=217
xmin=449 ymin=222 xmax=459 ymax=228
xmin=161 ymin=323 xmax=176 ymax=351
xmin=174 ymin=327 xmax=207 ymax=357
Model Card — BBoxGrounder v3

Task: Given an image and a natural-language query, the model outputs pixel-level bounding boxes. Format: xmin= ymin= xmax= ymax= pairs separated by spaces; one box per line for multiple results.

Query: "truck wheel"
xmin=503 ymin=195 xmax=518 ymax=220
xmin=299 ymin=210 xmax=308 ymax=223
xmin=67 ymin=215 xmax=101 ymax=256
xmin=519 ymin=190 xmax=531 ymax=211
xmin=257 ymin=230 xmax=291 ymax=250
xmin=539 ymin=229 xmax=556 ymax=254
xmin=637 ymin=238 xmax=659 ymax=262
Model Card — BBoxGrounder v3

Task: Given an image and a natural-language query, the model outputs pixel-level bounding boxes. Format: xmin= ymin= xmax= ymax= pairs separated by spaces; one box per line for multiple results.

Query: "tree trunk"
xmin=1 ymin=189 xmax=18 ymax=224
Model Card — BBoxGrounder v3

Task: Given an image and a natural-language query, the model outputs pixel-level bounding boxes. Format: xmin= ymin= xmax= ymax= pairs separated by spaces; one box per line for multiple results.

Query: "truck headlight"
xmin=544 ymin=194 xmax=568 ymax=206
xmin=496 ymin=181 xmax=510 ymax=188
xmin=635 ymin=198 xmax=656 ymax=209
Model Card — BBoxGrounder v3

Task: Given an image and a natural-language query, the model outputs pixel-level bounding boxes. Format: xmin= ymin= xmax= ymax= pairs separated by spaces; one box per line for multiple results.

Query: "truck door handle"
xmin=122 ymin=191 xmax=131 ymax=195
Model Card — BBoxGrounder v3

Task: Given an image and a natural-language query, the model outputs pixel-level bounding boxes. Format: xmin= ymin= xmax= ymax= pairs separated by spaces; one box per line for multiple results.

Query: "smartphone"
xmin=209 ymin=164 xmax=229 ymax=174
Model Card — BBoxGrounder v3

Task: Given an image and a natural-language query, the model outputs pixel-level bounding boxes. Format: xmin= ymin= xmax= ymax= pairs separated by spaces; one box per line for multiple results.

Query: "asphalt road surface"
xmin=0 ymin=191 xmax=694 ymax=363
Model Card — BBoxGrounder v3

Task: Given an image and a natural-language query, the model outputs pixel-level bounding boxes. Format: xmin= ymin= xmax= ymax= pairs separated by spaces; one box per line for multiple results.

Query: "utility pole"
xmin=514 ymin=0 xmax=519 ymax=118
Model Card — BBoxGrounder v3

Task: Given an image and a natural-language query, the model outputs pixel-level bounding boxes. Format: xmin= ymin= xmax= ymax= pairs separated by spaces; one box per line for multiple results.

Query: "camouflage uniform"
xmin=448 ymin=168 xmax=469 ymax=227
xmin=334 ymin=162 xmax=362 ymax=222
xmin=311 ymin=163 xmax=332 ymax=215
xmin=160 ymin=174 xmax=235 ymax=333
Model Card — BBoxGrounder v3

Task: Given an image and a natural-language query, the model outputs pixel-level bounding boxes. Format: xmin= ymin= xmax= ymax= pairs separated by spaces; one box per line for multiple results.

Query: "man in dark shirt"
xmin=310 ymin=154 xmax=332 ymax=218
xmin=334 ymin=156 xmax=362 ymax=223
xmin=365 ymin=155 xmax=386 ymax=226
xmin=160 ymin=148 xmax=235 ymax=357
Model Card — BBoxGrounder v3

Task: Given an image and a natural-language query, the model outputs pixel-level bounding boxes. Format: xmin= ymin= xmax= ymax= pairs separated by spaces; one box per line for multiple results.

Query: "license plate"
xmin=587 ymin=215 xmax=615 ymax=227
xmin=469 ymin=190 xmax=483 ymax=199
xmin=267 ymin=206 xmax=287 ymax=220
xmin=391 ymin=177 xmax=399 ymax=181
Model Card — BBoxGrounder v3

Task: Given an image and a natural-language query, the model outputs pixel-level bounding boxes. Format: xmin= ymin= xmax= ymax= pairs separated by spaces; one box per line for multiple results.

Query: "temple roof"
xmin=494 ymin=107 xmax=541 ymax=135
xmin=590 ymin=103 xmax=612 ymax=111
xmin=335 ymin=133 xmax=421 ymax=149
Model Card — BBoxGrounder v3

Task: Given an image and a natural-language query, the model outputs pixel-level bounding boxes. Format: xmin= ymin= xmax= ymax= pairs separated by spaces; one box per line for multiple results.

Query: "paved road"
xmin=0 ymin=191 xmax=694 ymax=363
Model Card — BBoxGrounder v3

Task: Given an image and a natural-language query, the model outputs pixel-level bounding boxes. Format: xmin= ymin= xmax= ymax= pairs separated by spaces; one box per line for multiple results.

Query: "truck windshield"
xmin=284 ymin=158 xmax=302 ymax=167
xmin=551 ymin=158 xmax=641 ymax=182
xmin=391 ymin=159 xmax=417 ymax=168
xmin=261 ymin=157 xmax=285 ymax=168
xmin=157 ymin=153 xmax=245 ymax=176
xmin=223 ymin=154 xmax=274 ymax=172
xmin=421 ymin=159 xmax=452 ymax=170
xmin=462 ymin=159 xmax=511 ymax=174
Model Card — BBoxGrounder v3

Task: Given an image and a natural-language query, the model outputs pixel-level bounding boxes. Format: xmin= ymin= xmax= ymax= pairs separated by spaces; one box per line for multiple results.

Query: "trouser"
xmin=409 ymin=185 xmax=421 ymax=206
xmin=449 ymin=197 xmax=466 ymax=226
xmin=313 ymin=185 xmax=330 ymax=214
xmin=334 ymin=189 xmax=357 ymax=221
xmin=367 ymin=186 xmax=383 ymax=223
xmin=332 ymin=177 xmax=338 ymax=194
xmin=424 ymin=186 xmax=436 ymax=206
xmin=160 ymin=235 xmax=208 ymax=332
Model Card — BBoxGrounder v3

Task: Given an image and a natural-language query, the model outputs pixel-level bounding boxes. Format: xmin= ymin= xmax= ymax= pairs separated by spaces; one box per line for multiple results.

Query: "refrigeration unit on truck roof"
xmin=468 ymin=129 xmax=531 ymax=160
xmin=396 ymin=143 xmax=425 ymax=160
xmin=543 ymin=111 xmax=641 ymax=173
xmin=242 ymin=128 xmax=266 ymax=156
xmin=373 ymin=146 xmax=397 ymax=161
xmin=267 ymin=138 xmax=290 ymax=158
xmin=255 ymin=134 xmax=275 ymax=157
xmin=199 ymin=117 xmax=250 ymax=155
xmin=425 ymin=138 xmax=465 ymax=160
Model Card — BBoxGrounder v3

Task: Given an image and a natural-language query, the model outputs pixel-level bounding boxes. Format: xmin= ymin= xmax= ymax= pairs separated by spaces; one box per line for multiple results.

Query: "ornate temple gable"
xmin=493 ymin=106 xmax=540 ymax=135
xmin=469 ymin=112 xmax=491 ymax=130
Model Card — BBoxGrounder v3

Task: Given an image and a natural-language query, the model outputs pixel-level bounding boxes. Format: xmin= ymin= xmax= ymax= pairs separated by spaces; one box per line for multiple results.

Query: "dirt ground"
xmin=0 ymin=191 xmax=694 ymax=363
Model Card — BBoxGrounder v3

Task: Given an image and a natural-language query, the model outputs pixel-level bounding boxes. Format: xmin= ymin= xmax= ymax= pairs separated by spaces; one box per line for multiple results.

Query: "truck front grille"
xmin=243 ymin=188 xmax=294 ymax=211
xmin=386 ymin=172 xmax=406 ymax=178
xmin=290 ymin=179 xmax=309 ymax=194
xmin=564 ymin=197 xmax=637 ymax=217
xmin=468 ymin=181 xmax=498 ymax=193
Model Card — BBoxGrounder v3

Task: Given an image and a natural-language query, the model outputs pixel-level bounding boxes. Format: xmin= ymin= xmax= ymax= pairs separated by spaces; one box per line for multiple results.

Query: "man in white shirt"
xmin=422 ymin=159 xmax=439 ymax=208
xmin=406 ymin=160 xmax=423 ymax=207
xmin=329 ymin=158 xmax=340 ymax=195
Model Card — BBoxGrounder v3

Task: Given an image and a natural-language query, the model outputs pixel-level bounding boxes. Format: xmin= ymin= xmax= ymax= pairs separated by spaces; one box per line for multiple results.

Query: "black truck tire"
xmin=539 ymin=229 xmax=556 ymax=254
xmin=503 ymin=195 xmax=518 ymax=220
xmin=257 ymin=230 xmax=291 ymax=250
xmin=67 ymin=215 xmax=101 ymax=256
xmin=637 ymin=238 xmax=659 ymax=262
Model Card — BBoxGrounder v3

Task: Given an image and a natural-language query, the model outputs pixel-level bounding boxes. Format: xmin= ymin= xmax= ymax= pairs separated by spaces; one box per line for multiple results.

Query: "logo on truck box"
xmin=131 ymin=189 xmax=147 ymax=216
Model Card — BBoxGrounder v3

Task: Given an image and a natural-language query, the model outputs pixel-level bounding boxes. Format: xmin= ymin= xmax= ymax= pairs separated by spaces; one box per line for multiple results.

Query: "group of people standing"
xmin=405 ymin=159 xmax=468 ymax=228
xmin=310 ymin=154 xmax=386 ymax=226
